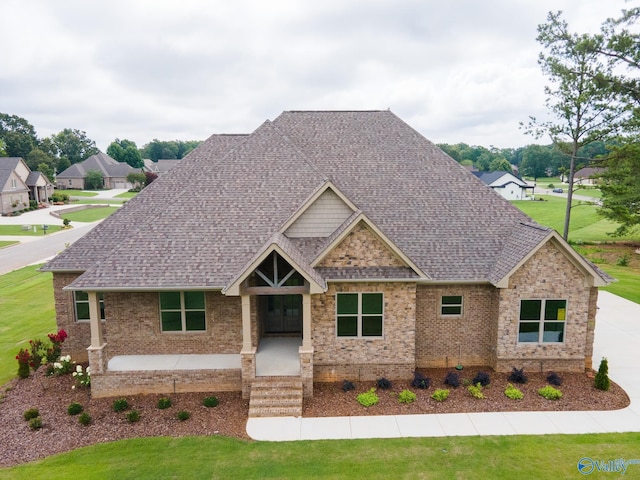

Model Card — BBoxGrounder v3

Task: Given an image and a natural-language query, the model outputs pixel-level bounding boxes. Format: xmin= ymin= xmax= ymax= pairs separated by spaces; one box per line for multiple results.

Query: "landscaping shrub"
xmin=538 ymin=386 xmax=563 ymax=400
xmin=23 ymin=408 xmax=40 ymax=421
xmin=431 ymin=389 xmax=450 ymax=402
xmin=78 ymin=412 xmax=92 ymax=426
xmin=398 ymin=389 xmax=417 ymax=404
xmin=203 ymin=396 xmax=219 ymax=408
xmin=617 ymin=253 xmax=631 ymax=266
xmin=504 ymin=383 xmax=524 ymax=400
xmin=126 ymin=410 xmax=140 ymax=423
xmin=508 ymin=367 xmax=528 ymax=384
xmin=472 ymin=371 xmax=490 ymax=387
xmin=72 ymin=364 xmax=91 ymax=388
xmin=594 ymin=357 xmax=611 ymax=391
xmin=546 ymin=372 xmax=563 ymax=386
xmin=157 ymin=397 xmax=172 ymax=409
xmin=53 ymin=355 xmax=74 ymax=375
xmin=28 ymin=417 xmax=43 ymax=430
xmin=467 ymin=383 xmax=485 ymax=399
xmin=16 ymin=349 xmax=31 ymax=379
xmin=112 ymin=398 xmax=129 ymax=412
xmin=177 ymin=410 xmax=191 ymax=421
xmin=411 ymin=371 xmax=430 ymax=389
xmin=376 ymin=377 xmax=392 ymax=390
xmin=356 ymin=388 xmax=379 ymax=407
xmin=342 ymin=380 xmax=355 ymax=392
xmin=443 ymin=371 xmax=460 ymax=388
xmin=67 ymin=402 xmax=83 ymax=415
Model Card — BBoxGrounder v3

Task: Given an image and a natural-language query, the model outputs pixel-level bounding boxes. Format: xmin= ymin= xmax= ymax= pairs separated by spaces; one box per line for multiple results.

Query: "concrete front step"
xmin=249 ymin=377 xmax=303 ymax=418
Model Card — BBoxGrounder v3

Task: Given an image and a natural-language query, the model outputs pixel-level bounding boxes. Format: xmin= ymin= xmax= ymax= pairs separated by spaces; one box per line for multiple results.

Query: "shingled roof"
xmin=42 ymin=110 xmax=608 ymax=290
xmin=56 ymin=152 xmax=139 ymax=179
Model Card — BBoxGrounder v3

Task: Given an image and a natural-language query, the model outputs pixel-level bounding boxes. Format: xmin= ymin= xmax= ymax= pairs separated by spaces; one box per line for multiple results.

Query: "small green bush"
xmin=376 ymin=378 xmax=392 ymax=390
xmin=157 ymin=397 xmax=172 ymax=409
xmin=398 ymin=389 xmax=417 ymax=404
xmin=538 ymin=385 xmax=563 ymax=400
xmin=177 ymin=410 xmax=191 ymax=421
xmin=356 ymin=388 xmax=379 ymax=407
xmin=594 ymin=357 xmax=611 ymax=391
xmin=126 ymin=410 xmax=140 ymax=423
xmin=67 ymin=402 xmax=83 ymax=415
xmin=468 ymin=383 xmax=485 ymax=399
xmin=112 ymin=398 xmax=129 ymax=412
xmin=23 ymin=408 xmax=40 ymax=421
xmin=342 ymin=380 xmax=355 ymax=392
xmin=431 ymin=389 xmax=450 ymax=402
xmin=616 ymin=253 xmax=631 ymax=267
xmin=28 ymin=416 xmax=43 ymax=430
xmin=504 ymin=383 xmax=524 ymax=400
xmin=78 ymin=412 xmax=92 ymax=426
xmin=203 ymin=396 xmax=219 ymax=408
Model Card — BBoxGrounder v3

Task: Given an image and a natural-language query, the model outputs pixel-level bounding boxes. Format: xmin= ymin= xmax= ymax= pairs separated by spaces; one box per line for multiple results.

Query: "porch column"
xmin=240 ymin=294 xmax=256 ymax=399
xmin=302 ymin=293 xmax=312 ymax=350
xmin=86 ymin=291 xmax=106 ymax=374
xmin=241 ymin=294 xmax=252 ymax=351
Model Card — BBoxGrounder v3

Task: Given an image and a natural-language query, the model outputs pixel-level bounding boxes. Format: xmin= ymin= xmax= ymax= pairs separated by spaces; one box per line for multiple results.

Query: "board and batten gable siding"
xmin=285 ymin=189 xmax=353 ymax=238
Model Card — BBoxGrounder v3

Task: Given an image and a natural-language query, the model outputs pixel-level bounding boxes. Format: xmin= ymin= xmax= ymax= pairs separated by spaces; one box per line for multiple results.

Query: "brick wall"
xmin=415 ymin=284 xmax=498 ymax=369
xmin=52 ymin=272 xmax=92 ymax=362
xmin=495 ymin=241 xmax=596 ymax=372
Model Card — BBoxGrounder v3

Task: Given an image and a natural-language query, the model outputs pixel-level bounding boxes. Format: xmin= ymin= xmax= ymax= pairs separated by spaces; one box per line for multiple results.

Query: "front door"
xmin=263 ymin=295 xmax=302 ymax=334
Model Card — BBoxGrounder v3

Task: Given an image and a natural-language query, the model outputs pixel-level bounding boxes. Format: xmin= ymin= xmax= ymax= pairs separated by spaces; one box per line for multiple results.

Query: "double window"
xmin=441 ymin=295 xmax=463 ymax=316
xmin=160 ymin=291 xmax=206 ymax=332
xmin=518 ymin=299 xmax=566 ymax=343
xmin=74 ymin=291 xmax=105 ymax=322
xmin=336 ymin=292 xmax=383 ymax=337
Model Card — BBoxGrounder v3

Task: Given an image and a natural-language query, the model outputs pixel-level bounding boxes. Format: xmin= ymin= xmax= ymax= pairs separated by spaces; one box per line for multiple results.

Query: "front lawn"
xmin=0 ymin=225 xmax=62 ymax=236
xmin=63 ymin=190 xmax=98 ymax=197
xmin=0 ymin=240 xmax=18 ymax=248
xmin=60 ymin=206 xmax=119 ymax=223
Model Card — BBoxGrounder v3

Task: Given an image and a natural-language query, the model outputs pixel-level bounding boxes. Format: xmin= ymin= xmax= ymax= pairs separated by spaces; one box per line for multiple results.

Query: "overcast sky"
xmin=1 ymin=0 xmax=633 ymax=152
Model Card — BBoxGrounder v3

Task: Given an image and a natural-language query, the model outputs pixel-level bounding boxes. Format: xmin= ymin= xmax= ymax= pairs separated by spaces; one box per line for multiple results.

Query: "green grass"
xmin=601 ymin=265 xmax=640 ymax=304
xmin=0 ymin=265 xmax=56 ymax=385
xmin=575 ymin=187 xmax=602 ymax=198
xmin=1 ymin=434 xmax=639 ymax=479
xmin=115 ymin=191 xmax=137 ymax=199
xmin=60 ymin=206 xmax=119 ymax=222
xmin=0 ymin=240 xmax=18 ymax=248
xmin=63 ymin=190 xmax=98 ymax=197
xmin=0 ymin=225 xmax=62 ymax=236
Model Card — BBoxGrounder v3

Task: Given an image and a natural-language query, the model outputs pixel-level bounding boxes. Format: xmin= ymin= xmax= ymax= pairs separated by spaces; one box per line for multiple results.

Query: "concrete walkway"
xmin=246 ymin=291 xmax=640 ymax=440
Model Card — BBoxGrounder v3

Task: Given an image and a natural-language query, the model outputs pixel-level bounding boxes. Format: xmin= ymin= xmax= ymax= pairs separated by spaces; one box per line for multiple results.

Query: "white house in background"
xmin=473 ymin=171 xmax=534 ymax=201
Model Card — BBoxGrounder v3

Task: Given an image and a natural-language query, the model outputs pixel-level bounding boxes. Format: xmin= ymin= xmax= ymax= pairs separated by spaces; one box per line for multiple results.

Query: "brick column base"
xmin=299 ymin=347 xmax=314 ymax=398
xmin=87 ymin=343 xmax=107 ymax=374
xmin=241 ymin=347 xmax=257 ymax=399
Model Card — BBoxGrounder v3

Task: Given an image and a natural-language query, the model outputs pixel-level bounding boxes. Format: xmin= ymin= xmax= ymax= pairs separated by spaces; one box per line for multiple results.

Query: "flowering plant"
xmin=46 ymin=329 xmax=68 ymax=363
xmin=53 ymin=355 xmax=74 ymax=375
xmin=16 ymin=349 xmax=32 ymax=379
xmin=72 ymin=364 xmax=91 ymax=388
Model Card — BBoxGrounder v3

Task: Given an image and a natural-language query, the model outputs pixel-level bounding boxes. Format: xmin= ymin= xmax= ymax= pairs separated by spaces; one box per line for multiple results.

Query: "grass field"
xmin=63 ymin=190 xmax=98 ymax=197
xmin=1 ymin=433 xmax=639 ymax=479
xmin=0 ymin=225 xmax=62 ymax=236
xmin=60 ymin=206 xmax=119 ymax=222
xmin=0 ymin=241 xmax=18 ymax=248
xmin=0 ymin=265 xmax=56 ymax=385
xmin=115 ymin=191 xmax=137 ymax=199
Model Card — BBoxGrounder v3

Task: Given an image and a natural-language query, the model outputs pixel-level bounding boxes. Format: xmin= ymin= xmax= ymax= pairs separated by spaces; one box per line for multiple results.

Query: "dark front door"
xmin=263 ymin=295 xmax=302 ymax=334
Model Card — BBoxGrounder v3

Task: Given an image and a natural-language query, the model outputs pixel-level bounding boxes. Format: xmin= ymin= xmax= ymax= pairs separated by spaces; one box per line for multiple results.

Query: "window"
xmin=441 ymin=295 xmax=463 ymax=316
xmin=518 ymin=299 xmax=566 ymax=343
xmin=160 ymin=291 xmax=206 ymax=332
xmin=336 ymin=293 xmax=383 ymax=337
xmin=74 ymin=291 xmax=105 ymax=321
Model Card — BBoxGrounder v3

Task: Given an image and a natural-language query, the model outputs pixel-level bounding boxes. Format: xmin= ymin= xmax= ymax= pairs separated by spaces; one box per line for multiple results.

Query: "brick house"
xmin=42 ymin=111 xmax=610 ymax=403
xmin=55 ymin=152 xmax=139 ymax=190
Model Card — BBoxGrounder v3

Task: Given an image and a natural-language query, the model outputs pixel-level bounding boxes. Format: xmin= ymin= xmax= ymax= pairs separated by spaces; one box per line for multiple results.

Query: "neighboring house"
xmin=43 ymin=111 xmax=610 ymax=404
xmin=574 ymin=167 xmax=604 ymax=186
xmin=0 ymin=157 xmax=53 ymax=215
xmin=56 ymin=152 xmax=140 ymax=190
xmin=143 ymin=159 xmax=181 ymax=175
xmin=472 ymin=171 xmax=534 ymax=201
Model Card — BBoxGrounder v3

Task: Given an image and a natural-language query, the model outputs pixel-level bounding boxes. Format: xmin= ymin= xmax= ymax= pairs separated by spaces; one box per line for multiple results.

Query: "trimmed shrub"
xmin=78 ymin=412 xmax=92 ymax=426
xmin=126 ymin=410 xmax=140 ymax=423
xmin=504 ymin=383 xmax=524 ymax=400
xmin=398 ymin=389 xmax=417 ymax=404
xmin=472 ymin=371 xmax=490 ymax=387
xmin=342 ymin=380 xmax=355 ymax=392
xmin=23 ymin=408 xmax=40 ymax=421
xmin=444 ymin=371 xmax=460 ymax=388
xmin=546 ymin=372 xmax=563 ymax=386
xmin=177 ymin=410 xmax=191 ymax=421
xmin=431 ymin=389 xmax=450 ymax=402
xmin=157 ymin=397 xmax=172 ymax=409
xmin=203 ymin=396 xmax=219 ymax=408
xmin=67 ymin=402 xmax=83 ymax=415
xmin=376 ymin=378 xmax=392 ymax=390
xmin=411 ymin=371 xmax=430 ymax=389
xmin=28 ymin=417 xmax=43 ymax=430
xmin=594 ymin=357 xmax=611 ymax=391
xmin=468 ymin=383 xmax=485 ymax=399
xmin=508 ymin=367 xmax=528 ymax=384
xmin=538 ymin=386 xmax=563 ymax=400
xmin=356 ymin=388 xmax=379 ymax=407
xmin=112 ymin=398 xmax=129 ymax=412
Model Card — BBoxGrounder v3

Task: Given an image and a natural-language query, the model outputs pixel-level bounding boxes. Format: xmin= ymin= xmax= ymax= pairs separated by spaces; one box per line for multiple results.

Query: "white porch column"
xmin=241 ymin=294 xmax=252 ymax=351
xmin=302 ymin=293 xmax=312 ymax=349
xmin=88 ymin=291 xmax=104 ymax=347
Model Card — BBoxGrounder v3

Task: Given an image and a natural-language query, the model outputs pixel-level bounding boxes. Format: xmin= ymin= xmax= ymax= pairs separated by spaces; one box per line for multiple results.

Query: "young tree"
xmin=126 ymin=172 xmax=147 ymax=191
xmin=524 ymin=11 xmax=628 ymax=240
xmin=84 ymin=170 xmax=104 ymax=190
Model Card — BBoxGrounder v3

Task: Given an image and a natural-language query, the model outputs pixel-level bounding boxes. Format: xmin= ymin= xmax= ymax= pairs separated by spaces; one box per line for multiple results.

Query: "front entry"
xmin=261 ymin=295 xmax=302 ymax=334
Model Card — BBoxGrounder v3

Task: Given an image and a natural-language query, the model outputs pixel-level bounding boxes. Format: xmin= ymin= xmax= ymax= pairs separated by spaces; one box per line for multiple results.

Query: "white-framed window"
xmin=11 ymin=179 xmax=17 ymax=188
xmin=74 ymin=291 xmax=105 ymax=322
xmin=336 ymin=292 xmax=383 ymax=337
xmin=159 ymin=291 xmax=206 ymax=332
xmin=518 ymin=299 xmax=566 ymax=343
xmin=441 ymin=295 xmax=463 ymax=316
